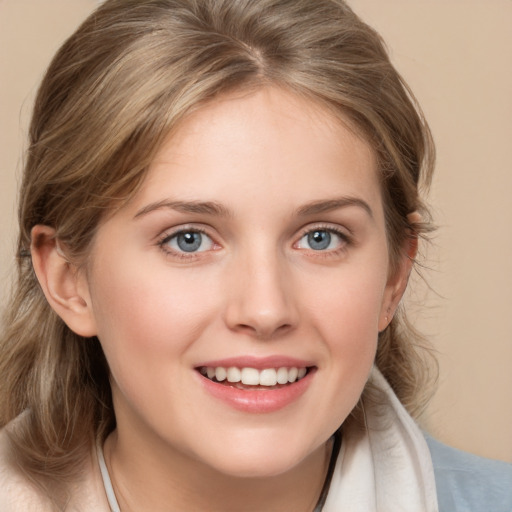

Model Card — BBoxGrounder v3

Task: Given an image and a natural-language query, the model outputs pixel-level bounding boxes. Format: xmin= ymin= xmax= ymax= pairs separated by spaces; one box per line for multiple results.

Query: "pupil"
xmin=308 ymin=230 xmax=331 ymax=250
xmin=177 ymin=232 xmax=202 ymax=252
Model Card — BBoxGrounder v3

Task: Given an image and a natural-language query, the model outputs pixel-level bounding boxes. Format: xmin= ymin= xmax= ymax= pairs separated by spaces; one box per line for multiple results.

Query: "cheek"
xmin=87 ymin=265 xmax=222 ymax=429
xmin=320 ymin=286 xmax=380 ymax=377
xmin=307 ymin=258 xmax=388 ymax=337
xmin=291 ymin=273 xmax=384 ymax=444
xmin=88 ymin=262 xmax=219 ymax=371
xmin=305 ymin=259 xmax=388 ymax=385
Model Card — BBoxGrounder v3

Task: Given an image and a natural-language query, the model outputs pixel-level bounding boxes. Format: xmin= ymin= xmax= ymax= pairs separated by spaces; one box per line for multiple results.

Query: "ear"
xmin=30 ymin=225 xmax=97 ymax=337
xmin=378 ymin=213 xmax=420 ymax=332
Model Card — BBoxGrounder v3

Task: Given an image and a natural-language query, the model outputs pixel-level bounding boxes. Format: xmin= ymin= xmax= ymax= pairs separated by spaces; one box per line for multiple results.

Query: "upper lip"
xmin=195 ymin=355 xmax=315 ymax=370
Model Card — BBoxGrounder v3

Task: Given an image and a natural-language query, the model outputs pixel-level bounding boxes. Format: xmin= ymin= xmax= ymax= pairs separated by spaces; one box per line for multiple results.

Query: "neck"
xmin=103 ymin=429 xmax=334 ymax=512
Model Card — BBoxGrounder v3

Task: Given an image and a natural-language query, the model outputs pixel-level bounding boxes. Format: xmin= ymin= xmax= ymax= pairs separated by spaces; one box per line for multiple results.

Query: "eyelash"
xmin=157 ymin=226 xmax=216 ymax=260
xmin=156 ymin=224 xmax=352 ymax=260
xmin=294 ymin=224 xmax=352 ymax=257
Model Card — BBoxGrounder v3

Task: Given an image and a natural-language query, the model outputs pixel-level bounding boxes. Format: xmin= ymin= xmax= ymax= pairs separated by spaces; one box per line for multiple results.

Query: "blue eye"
xmin=297 ymin=229 xmax=346 ymax=251
xmin=307 ymin=230 xmax=331 ymax=250
xmin=164 ymin=230 xmax=214 ymax=253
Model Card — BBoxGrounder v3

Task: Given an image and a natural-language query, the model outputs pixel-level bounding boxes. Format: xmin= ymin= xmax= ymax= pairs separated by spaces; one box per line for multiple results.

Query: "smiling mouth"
xmin=197 ymin=366 xmax=313 ymax=389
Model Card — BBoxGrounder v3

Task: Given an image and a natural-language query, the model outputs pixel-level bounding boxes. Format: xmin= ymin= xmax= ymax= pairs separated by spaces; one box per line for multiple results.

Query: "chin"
xmin=196 ymin=436 xmax=323 ymax=479
xmin=211 ymin=457 xmax=302 ymax=479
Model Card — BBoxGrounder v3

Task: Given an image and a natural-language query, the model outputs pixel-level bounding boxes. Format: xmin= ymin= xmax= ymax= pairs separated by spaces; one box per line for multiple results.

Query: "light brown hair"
xmin=0 ymin=0 xmax=435 ymax=499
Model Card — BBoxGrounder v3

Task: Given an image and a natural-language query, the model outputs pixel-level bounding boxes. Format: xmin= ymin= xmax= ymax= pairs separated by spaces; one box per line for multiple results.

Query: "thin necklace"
xmin=314 ymin=428 xmax=342 ymax=511
xmin=97 ymin=429 xmax=341 ymax=512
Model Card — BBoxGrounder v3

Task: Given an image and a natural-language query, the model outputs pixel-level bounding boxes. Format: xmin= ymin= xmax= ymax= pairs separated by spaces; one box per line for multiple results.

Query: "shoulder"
xmin=425 ymin=434 xmax=512 ymax=512
xmin=0 ymin=426 xmax=51 ymax=511
xmin=0 ymin=422 xmax=109 ymax=511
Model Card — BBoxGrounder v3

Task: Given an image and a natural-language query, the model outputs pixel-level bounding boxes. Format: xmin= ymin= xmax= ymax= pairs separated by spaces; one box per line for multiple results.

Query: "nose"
xmin=223 ymin=249 xmax=299 ymax=340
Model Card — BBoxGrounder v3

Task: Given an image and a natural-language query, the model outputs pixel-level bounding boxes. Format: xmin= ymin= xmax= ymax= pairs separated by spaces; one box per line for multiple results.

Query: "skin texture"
xmin=31 ymin=87 xmax=413 ymax=511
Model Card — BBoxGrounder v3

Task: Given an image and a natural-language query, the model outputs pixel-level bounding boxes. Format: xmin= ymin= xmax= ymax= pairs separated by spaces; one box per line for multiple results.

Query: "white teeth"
xmin=241 ymin=368 xmax=260 ymax=385
xmin=226 ymin=367 xmax=241 ymax=383
xmin=259 ymin=369 xmax=277 ymax=386
xmin=288 ymin=367 xmax=298 ymax=383
xmin=276 ymin=367 xmax=289 ymax=384
xmin=215 ymin=367 xmax=227 ymax=382
xmin=202 ymin=366 xmax=309 ymax=386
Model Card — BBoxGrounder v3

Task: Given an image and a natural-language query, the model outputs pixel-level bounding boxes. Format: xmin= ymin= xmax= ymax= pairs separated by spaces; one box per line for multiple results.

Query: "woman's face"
xmin=82 ymin=87 xmax=403 ymax=477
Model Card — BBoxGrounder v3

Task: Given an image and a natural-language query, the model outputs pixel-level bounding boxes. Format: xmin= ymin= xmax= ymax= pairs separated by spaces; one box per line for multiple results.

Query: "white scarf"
xmin=322 ymin=367 xmax=439 ymax=511
xmin=98 ymin=367 xmax=439 ymax=512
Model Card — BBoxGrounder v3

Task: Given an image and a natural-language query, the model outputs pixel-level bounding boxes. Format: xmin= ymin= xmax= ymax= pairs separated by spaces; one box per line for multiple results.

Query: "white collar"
xmin=323 ymin=367 xmax=438 ymax=511
xmin=97 ymin=440 xmax=120 ymax=512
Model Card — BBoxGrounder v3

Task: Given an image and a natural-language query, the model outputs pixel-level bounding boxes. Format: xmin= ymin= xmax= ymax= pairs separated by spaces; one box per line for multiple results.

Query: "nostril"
xmin=233 ymin=321 xmax=294 ymax=340
xmin=223 ymin=268 xmax=299 ymax=337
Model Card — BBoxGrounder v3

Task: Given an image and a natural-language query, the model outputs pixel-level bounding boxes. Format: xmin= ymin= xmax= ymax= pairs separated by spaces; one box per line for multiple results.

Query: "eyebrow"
xmin=296 ymin=197 xmax=373 ymax=218
xmin=134 ymin=196 xmax=373 ymax=220
xmin=134 ymin=200 xmax=233 ymax=219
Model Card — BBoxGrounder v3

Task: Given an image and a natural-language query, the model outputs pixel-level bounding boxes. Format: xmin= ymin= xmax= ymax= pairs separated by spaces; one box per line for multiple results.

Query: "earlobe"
xmin=378 ymin=215 xmax=419 ymax=332
xmin=30 ymin=225 xmax=97 ymax=337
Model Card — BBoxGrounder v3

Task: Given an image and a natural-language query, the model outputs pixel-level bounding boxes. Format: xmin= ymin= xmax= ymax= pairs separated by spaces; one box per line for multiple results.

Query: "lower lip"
xmin=197 ymin=370 xmax=315 ymax=413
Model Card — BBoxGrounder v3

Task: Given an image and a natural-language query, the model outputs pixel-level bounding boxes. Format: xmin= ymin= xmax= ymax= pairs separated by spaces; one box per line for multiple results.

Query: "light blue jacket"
xmin=426 ymin=436 xmax=512 ymax=512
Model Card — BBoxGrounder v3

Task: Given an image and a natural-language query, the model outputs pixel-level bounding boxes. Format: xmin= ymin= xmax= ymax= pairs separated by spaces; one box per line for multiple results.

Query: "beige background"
xmin=1 ymin=1 xmax=511 ymax=463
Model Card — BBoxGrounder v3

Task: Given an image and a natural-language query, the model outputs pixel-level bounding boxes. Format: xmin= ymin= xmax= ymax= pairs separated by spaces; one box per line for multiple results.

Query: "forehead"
xmin=115 ymin=86 xmax=383 ymax=226
xmin=140 ymin=88 xmax=378 ymax=197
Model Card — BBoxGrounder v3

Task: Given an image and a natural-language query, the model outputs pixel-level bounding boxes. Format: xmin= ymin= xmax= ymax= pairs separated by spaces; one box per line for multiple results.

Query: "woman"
xmin=0 ymin=1 xmax=510 ymax=510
